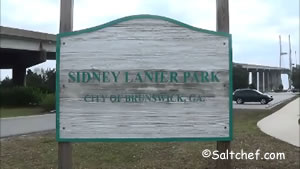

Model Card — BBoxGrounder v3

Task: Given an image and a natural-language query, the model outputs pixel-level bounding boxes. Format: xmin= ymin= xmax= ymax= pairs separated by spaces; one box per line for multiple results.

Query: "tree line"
xmin=1 ymin=68 xmax=55 ymax=93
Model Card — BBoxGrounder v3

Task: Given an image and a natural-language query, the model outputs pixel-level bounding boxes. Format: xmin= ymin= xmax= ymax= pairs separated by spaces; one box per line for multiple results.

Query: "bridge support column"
xmin=266 ymin=71 xmax=270 ymax=92
xmin=13 ymin=65 xmax=26 ymax=86
xmin=257 ymin=71 xmax=260 ymax=91
xmin=277 ymin=72 xmax=282 ymax=89
xmin=262 ymin=71 xmax=265 ymax=92
xmin=269 ymin=71 xmax=274 ymax=90
xmin=252 ymin=71 xmax=257 ymax=88
xmin=248 ymin=72 xmax=251 ymax=85
xmin=258 ymin=71 xmax=264 ymax=92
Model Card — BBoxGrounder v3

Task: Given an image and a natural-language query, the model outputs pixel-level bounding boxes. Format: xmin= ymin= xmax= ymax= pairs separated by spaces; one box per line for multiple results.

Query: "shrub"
xmin=292 ymin=66 xmax=300 ymax=89
xmin=274 ymin=84 xmax=284 ymax=92
xmin=0 ymin=87 xmax=44 ymax=107
xmin=0 ymin=77 xmax=13 ymax=88
xmin=278 ymin=84 xmax=284 ymax=91
xmin=40 ymin=94 xmax=55 ymax=111
xmin=233 ymin=65 xmax=249 ymax=90
xmin=248 ymin=83 xmax=256 ymax=89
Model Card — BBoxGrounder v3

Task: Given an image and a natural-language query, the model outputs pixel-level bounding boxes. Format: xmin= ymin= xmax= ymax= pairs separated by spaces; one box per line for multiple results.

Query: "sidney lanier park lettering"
xmin=68 ymin=70 xmax=220 ymax=83
xmin=68 ymin=70 xmax=220 ymax=103
xmin=57 ymin=15 xmax=232 ymax=141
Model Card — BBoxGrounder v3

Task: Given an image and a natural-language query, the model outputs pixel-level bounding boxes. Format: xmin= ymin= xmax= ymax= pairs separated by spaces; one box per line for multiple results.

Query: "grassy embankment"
xmin=0 ymin=107 xmax=49 ymax=118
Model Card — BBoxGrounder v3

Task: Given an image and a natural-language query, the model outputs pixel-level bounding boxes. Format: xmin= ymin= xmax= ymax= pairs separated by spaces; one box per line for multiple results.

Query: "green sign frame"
xmin=56 ymin=14 xmax=233 ymax=142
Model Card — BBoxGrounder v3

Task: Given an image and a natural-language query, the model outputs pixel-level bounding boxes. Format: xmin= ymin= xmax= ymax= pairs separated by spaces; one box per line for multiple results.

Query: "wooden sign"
xmin=56 ymin=15 xmax=232 ymax=142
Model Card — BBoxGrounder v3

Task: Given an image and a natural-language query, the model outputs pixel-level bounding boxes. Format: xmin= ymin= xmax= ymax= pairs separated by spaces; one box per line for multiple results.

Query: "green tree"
xmin=0 ymin=77 xmax=13 ymax=87
xmin=26 ymin=69 xmax=44 ymax=89
xmin=26 ymin=68 xmax=56 ymax=93
xmin=233 ymin=65 xmax=249 ymax=90
xmin=44 ymin=69 xmax=56 ymax=93
xmin=248 ymin=83 xmax=256 ymax=89
xmin=278 ymin=84 xmax=284 ymax=91
xmin=292 ymin=66 xmax=300 ymax=89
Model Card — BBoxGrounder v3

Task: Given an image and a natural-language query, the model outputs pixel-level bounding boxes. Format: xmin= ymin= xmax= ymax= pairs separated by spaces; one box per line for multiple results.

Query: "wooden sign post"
xmin=216 ymin=0 xmax=231 ymax=169
xmin=58 ymin=0 xmax=73 ymax=169
xmin=57 ymin=1 xmax=232 ymax=169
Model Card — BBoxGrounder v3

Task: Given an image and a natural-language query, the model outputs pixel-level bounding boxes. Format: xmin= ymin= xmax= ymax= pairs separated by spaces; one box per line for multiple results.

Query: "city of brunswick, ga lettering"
xmin=84 ymin=94 xmax=207 ymax=103
xmin=68 ymin=70 xmax=220 ymax=83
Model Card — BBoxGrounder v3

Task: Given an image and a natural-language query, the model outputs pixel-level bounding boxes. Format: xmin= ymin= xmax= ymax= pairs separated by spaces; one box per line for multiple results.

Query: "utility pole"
xmin=58 ymin=0 xmax=73 ymax=169
xmin=216 ymin=0 xmax=231 ymax=169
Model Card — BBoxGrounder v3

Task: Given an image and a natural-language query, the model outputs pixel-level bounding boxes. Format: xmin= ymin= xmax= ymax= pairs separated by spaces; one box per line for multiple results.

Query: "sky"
xmin=1 ymin=0 xmax=299 ymax=88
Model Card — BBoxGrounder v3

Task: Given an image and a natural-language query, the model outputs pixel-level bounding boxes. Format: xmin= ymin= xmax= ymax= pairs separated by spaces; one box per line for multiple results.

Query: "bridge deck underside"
xmin=0 ymin=48 xmax=55 ymax=85
xmin=0 ymin=48 xmax=50 ymax=69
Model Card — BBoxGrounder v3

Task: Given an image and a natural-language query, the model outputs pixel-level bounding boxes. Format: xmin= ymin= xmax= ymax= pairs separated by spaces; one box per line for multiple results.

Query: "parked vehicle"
xmin=233 ymin=89 xmax=273 ymax=104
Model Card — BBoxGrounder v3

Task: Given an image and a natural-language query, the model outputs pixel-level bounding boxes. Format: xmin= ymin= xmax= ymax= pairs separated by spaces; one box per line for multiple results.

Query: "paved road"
xmin=257 ymin=98 xmax=300 ymax=147
xmin=233 ymin=92 xmax=297 ymax=110
xmin=0 ymin=114 xmax=55 ymax=138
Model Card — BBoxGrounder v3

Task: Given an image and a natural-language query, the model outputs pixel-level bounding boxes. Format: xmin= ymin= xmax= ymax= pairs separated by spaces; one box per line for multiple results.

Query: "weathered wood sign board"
xmin=56 ymin=15 xmax=232 ymax=142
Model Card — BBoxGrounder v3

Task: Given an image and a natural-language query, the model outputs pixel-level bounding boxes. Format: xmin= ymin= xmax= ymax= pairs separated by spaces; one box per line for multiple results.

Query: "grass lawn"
xmin=0 ymin=97 xmax=299 ymax=169
xmin=0 ymin=107 xmax=48 ymax=118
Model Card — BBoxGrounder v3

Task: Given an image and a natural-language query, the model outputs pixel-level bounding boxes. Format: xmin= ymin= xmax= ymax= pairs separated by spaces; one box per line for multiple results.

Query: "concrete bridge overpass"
xmin=234 ymin=63 xmax=291 ymax=92
xmin=0 ymin=26 xmax=291 ymax=90
xmin=0 ymin=26 xmax=56 ymax=85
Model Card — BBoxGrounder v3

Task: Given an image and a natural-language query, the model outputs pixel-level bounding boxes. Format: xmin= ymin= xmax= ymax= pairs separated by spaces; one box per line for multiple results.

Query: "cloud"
xmin=73 ymin=0 xmax=140 ymax=29
xmin=73 ymin=0 xmax=216 ymax=31
xmin=1 ymin=0 xmax=60 ymax=33
xmin=137 ymin=0 xmax=216 ymax=30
